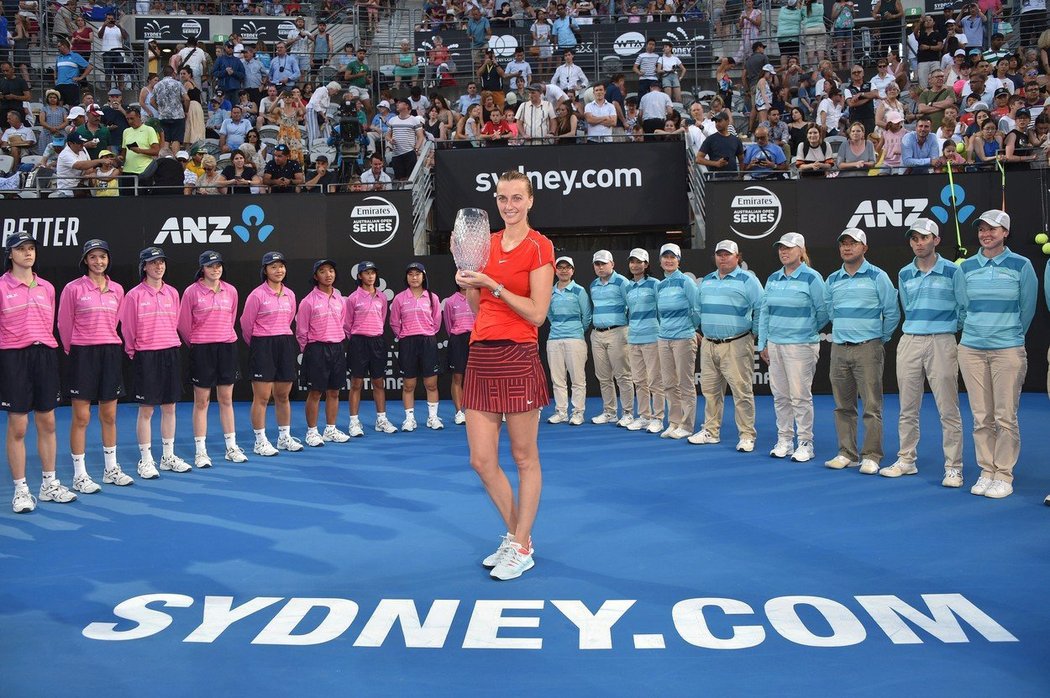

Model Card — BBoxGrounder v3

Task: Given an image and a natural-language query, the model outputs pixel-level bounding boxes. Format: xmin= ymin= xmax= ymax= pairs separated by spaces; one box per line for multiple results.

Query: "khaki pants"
xmin=628 ymin=342 xmax=663 ymax=420
xmin=830 ymin=341 xmax=885 ymax=463
xmin=958 ymin=345 xmax=1027 ymax=484
xmin=658 ymin=336 xmax=698 ymax=430
xmin=895 ymin=334 xmax=963 ymax=469
xmin=591 ymin=326 xmax=633 ymax=416
xmin=700 ymin=335 xmax=756 ymax=440
xmin=767 ymin=342 xmax=819 ymax=442
xmin=546 ymin=337 xmax=588 ymax=415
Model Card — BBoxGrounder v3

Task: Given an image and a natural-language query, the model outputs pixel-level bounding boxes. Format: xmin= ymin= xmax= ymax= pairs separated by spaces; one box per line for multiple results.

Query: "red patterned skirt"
xmin=463 ymin=340 xmax=550 ymax=414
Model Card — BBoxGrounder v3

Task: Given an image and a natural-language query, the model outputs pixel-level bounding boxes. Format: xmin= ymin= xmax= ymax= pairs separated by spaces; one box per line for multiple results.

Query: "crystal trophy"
xmin=451 ymin=208 xmax=491 ymax=272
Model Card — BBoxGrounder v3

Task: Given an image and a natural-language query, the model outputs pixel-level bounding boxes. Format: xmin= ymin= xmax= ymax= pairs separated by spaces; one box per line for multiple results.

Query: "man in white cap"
xmin=958 ymin=209 xmax=1036 ymax=499
xmin=305 ymin=81 xmax=343 ymax=144
xmin=690 ymin=240 xmax=763 ymax=451
xmin=882 ymin=218 xmax=966 ymax=485
xmin=589 ymin=250 xmax=634 ymax=426
xmin=823 ymin=228 xmax=900 ymax=475
xmin=546 ymin=256 xmax=591 ymax=426
xmin=655 ymin=243 xmax=700 ymax=439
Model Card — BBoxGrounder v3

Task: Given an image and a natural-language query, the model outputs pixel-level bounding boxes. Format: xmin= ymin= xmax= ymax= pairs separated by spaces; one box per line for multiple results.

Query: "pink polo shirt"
xmin=118 ymin=281 xmax=181 ymax=358
xmin=239 ymin=282 xmax=297 ymax=345
xmin=389 ymin=288 xmax=441 ymax=339
xmin=442 ymin=292 xmax=476 ymax=336
xmin=178 ymin=279 xmax=239 ymax=345
xmin=0 ymin=272 xmax=59 ymax=350
xmin=57 ymin=275 xmax=125 ymax=353
xmin=295 ymin=286 xmax=346 ymax=351
xmin=344 ymin=286 xmax=388 ymax=338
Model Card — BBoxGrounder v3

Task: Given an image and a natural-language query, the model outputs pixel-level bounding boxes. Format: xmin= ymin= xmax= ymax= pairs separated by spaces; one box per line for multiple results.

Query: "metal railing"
xmin=409 ymin=138 xmax=434 ymax=254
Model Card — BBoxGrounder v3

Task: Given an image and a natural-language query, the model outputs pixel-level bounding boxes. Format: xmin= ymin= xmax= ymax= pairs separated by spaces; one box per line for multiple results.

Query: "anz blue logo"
xmin=153 ymin=205 xmax=276 ymax=245
xmin=929 ymin=185 xmax=975 ymax=226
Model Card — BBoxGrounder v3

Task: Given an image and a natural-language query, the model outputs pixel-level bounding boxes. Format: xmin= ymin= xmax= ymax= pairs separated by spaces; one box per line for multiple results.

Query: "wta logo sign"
xmin=348 ymin=197 xmax=400 ymax=249
xmin=729 ymin=186 xmax=782 ymax=239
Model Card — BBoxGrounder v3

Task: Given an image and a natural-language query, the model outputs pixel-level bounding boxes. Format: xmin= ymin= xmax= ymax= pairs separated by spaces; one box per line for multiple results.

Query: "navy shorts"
xmin=301 ymin=341 xmax=347 ymax=392
xmin=160 ymin=118 xmax=185 ymax=144
xmin=0 ymin=344 xmax=61 ymax=413
xmin=65 ymin=344 xmax=125 ymax=402
xmin=249 ymin=335 xmax=299 ymax=383
xmin=446 ymin=332 xmax=471 ymax=373
xmin=398 ymin=335 xmax=440 ymax=379
xmin=348 ymin=334 xmax=387 ymax=379
xmin=132 ymin=347 xmax=182 ymax=405
xmin=189 ymin=341 xmax=240 ymax=387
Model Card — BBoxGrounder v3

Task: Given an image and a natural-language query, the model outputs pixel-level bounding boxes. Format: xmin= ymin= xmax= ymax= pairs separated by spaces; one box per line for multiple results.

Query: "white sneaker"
xmin=627 ymin=416 xmax=649 ymax=431
xmin=39 ymin=479 xmax=77 ymax=503
xmin=824 ymin=454 xmax=858 ymax=470
xmin=491 ymin=544 xmax=535 ymax=581
xmin=660 ymin=425 xmax=676 ymax=438
xmin=569 ymin=410 xmax=585 ymax=426
xmin=482 ymin=533 xmax=516 ymax=568
xmin=225 ymin=446 xmax=248 ymax=463
xmin=137 ymin=459 xmax=160 ymax=479
xmin=277 ymin=435 xmax=304 ymax=452
xmin=770 ymin=439 xmax=794 ymax=458
xmin=669 ymin=427 xmax=692 ymax=440
xmin=970 ymin=476 xmax=994 ymax=496
xmin=880 ymin=461 xmax=918 ymax=478
xmin=591 ymin=412 xmax=617 ymax=425
xmin=984 ymin=480 xmax=1013 ymax=499
xmin=305 ymin=430 xmax=325 ymax=447
xmin=12 ymin=486 xmax=36 ymax=513
xmin=942 ymin=468 xmax=963 ymax=488
xmin=426 ymin=415 xmax=444 ymax=430
xmin=1044 ymin=493 xmax=1050 ymax=506
xmin=616 ymin=413 xmax=634 ymax=428
xmin=254 ymin=440 xmax=279 ymax=456
xmin=858 ymin=459 xmax=880 ymax=475
xmin=194 ymin=453 xmax=213 ymax=469
xmin=322 ymin=426 xmax=351 ymax=443
xmin=72 ymin=474 xmax=101 ymax=493
xmin=647 ymin=419 xmax=664 ymax=434
xmin=547 ymin=411 xmax=568 ymax=424
xmin=687 ymin=429 xmax=720 ymax=445
xmin=791 ymin=441 xmax=815 ymax=462
xmin=454 ymin=410 xmax=466 ymax=425
xmin=159 ymin=455 xmax=192 ymax=473
xmin=375 ymin=416 xmax=398 ymax=433
xmin=347 ymin=422 xmax=365 ymax=438
xmin=103 ymin=465 xmax=134 ymax=486
xmin=402 ymin=416 xmax=417 ymax=432
xmin=736 ymin=438 xmax=755 ymax=452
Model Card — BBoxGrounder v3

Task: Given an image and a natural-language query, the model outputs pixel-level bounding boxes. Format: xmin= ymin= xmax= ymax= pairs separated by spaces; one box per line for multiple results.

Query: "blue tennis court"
xmin=2 ymin=394 xmax=1048 ymax=696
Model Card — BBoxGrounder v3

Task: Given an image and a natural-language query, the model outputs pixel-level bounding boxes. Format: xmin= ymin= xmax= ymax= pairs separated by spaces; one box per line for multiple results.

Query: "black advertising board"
xmin=230 ymin=17 xmax=303 ymax=43
xmin=133 ymin=16 xmax=211 ymax=43
xmin=434 ymin=142 xmax=690 ymax=232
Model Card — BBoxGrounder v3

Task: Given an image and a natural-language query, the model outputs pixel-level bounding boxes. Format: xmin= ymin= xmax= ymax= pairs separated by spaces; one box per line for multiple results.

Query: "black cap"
xmin=66 ymin=131 xmax=87 ymax=144
xmin=752 ymin=41 xmax=766 ymax=51
xmin=260 ymin=251 xmax=286 ymax=280
xmin=712 ymin=111 xmax=729 ymax=121
xmin=311 ymin=258 xmax=337 ymax=285
xmin=406 ymin=261 xmax=426 ymax=274
xmin=5 ymin=231 xmax=35 ymax=251
xmin=79 ymin=238 xmax=109 ymax=273
xmin=195 ymin=250 xmax=224 ymax=280
xmin=138 ymin=246 xmax=166 ymax=278
xmin=358 ymin=260 xmax=378 ymax=273
xmin=274 ymin=143 xmax=290 ymax=154
xmin=1016 ymin=108 xmax=1031 ymax=118
xmin=994 ymin=87 xmax=1010 ymax=97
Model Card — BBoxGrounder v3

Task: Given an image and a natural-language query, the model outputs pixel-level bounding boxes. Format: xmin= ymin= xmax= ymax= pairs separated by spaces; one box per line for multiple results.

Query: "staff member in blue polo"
xmin=958 ymin=209 xmax=1036 ymax=500
xmin=589 ymin=250 xmax=634 ymax=426
xmin=624 ymin=248 xmax=664 ymax=433
xmin=546 ymin=255 xmax=591 ymax=426
xmin=823 ymin=228 xmax=899 ymax=475
xmin=655 ymin=243 xmax=701 ymax=440
xmin=757 ymin=233 xmax=827 ymax=463
xmin=882 ymin=218 xmax=966 ymax=487
xmin=690 ymin=240 xmax=763 ymax=452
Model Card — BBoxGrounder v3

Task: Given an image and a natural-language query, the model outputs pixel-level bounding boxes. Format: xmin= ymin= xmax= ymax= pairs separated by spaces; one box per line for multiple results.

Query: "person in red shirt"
xmin=454 ymin=170 xmax=555 ymax=581
xmin=479 ymin=108 xmax=512 ymax=146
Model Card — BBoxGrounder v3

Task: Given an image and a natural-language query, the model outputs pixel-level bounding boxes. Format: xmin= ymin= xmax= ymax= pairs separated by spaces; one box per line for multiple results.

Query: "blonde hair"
xmin=201 ymin=154 xmax=217 ymax=168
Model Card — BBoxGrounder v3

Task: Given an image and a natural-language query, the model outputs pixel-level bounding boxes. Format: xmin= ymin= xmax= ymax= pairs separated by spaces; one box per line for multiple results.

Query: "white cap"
xmin=660 ymin=243 xmax=681 ymax=258
xmin=555 ymin=255 xmax=574 ymax=267
xmin=176 ymin=150 xmax=190 ymax=160
xmin=762 ymin=63 xmax=776 ymax=74
xmin=378 ymin=100 xmax=391 ymax=109
xmin=773 ymin=232 xmax=805 ymax=249
xmin=68 ymin=106 xmax=87 ymax=119
xmin=838 ymin=228 xmax=868 ymax=244
xmin=907 ymin=218 xmax=939 ymax=238
xmin=975 ymin=209 xmax=1010 ymax=231
xmin=592 ymin=250 xmax=613 ymax=264
xmin=628 ymin=248 xmax=649 ymax=262
xmin=715 ymin=240 xmax=739 ymax=255
xmin=954 ymin=48 xmax=966 ymax=57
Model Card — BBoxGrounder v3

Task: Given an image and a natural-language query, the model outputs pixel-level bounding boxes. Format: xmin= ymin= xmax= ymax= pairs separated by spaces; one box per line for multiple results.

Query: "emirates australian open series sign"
xmin=133 ymin=17 xmax=210 ymax=43
xmin=231 ymin=17 xmax=306 ymax=42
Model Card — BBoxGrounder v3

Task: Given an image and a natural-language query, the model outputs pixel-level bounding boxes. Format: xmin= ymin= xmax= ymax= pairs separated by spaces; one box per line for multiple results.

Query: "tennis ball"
xmin=1043 ymin=243 xmax=1050 ymax=255
xmin=1036 ymin=233 xmax=1049 ymax=245
xmin=956 ymin=141 xmax=965 ymax=154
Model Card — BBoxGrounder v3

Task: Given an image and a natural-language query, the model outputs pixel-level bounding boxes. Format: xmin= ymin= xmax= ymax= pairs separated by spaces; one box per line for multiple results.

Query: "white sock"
xmin=377 ymin=412 xmax=386 ymax=420
xmin=72 ymin=454 xmax=87 ymax=478
xmin=405 ymin=408 xmax=414 ymax=418
xmin=254 ymin=428 xmax=267 ymax=444
xmin=278 ymin=425 xmax=290 ymax=439
xmin=13 ymin=477 xmax=27 ymax=489
xmin=325 ymin=424 xmax=336 ymax=432
xmin=162 ymin=438 xmax=174 ymax=458
xmin=103 ymin=446 xmax=117 ymax=469
xmin=139 ymin=443 xmax=153 ymax=462
xmin=306 ymin=426 xmax=319 ymax=435
xmin=427 ymin=402 xmax=439 ymax=419
xmin=194 ymin=437 xmax=207 ymax=455
xmin=224 ymin=433 xmax=237 ymax=450
xmin=349 ymin=415 xmax=360 ymax=424
xmin=42 ymin=471 xmax=56 ymax=483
